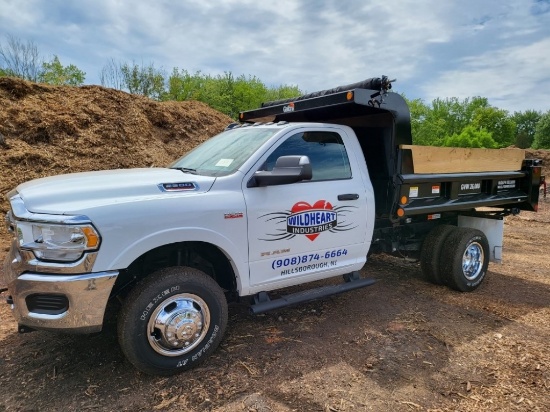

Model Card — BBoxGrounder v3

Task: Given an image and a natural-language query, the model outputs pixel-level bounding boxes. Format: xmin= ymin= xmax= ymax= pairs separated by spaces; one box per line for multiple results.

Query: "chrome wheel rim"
xmin=147 ymin=293 xmax=210 ymax=357
xmin=462 ymin=242 xmax=484 ymax=281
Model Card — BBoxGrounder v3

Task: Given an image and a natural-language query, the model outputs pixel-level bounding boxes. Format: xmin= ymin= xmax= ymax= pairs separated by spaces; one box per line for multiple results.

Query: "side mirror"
xmin=249 ymin=155 xmax=312 ymax=187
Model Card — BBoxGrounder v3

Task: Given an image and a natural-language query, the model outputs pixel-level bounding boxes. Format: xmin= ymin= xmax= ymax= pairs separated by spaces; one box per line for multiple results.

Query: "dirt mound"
xmin=0 ymin=77 xmax=233 ymax=216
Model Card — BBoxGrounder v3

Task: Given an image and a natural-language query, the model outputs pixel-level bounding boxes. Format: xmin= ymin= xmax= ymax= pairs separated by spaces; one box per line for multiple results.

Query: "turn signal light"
xmin=82 ymin=227 xmax=100 ymax=248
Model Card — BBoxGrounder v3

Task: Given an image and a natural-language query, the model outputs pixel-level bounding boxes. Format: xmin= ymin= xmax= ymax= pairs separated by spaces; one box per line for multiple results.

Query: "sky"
xmin=1 ymin=0 xmax=549 ymax=113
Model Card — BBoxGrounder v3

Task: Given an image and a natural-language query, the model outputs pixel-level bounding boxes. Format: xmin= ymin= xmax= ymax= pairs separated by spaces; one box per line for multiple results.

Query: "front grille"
xmin=26 ymin=294 xmax=69 ymax=315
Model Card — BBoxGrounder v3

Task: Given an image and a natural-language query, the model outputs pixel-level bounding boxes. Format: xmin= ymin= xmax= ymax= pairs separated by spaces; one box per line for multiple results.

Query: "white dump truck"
xmin=3 ymin=76 xmax=542 ymax=375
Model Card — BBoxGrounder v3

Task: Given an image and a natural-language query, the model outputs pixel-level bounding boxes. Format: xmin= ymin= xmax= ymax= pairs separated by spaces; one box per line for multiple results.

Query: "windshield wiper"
xmin=173 ymin=167 xmax=198 ymax=175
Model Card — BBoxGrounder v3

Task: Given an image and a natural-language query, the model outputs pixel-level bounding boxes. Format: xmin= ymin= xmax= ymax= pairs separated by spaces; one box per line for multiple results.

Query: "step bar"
xmin=250 ymin=272 xmax=376 ymax=314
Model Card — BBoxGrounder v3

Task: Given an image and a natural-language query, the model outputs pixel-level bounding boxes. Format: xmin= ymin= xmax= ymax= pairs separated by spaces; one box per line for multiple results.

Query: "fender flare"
xmin=106 ymin=227 xmax=248 ymax=293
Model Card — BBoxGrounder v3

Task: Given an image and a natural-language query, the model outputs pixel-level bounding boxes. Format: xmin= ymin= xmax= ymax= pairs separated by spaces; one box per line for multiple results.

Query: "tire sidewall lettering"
xmin=176 ymin=324 xmax=220 ymax=368
xmin=139 ymin=285 xmax=180 ymax=321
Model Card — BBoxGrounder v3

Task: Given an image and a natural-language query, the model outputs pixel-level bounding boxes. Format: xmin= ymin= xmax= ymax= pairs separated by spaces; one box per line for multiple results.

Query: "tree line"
xmin=407 ymin=96 xmax=548 ymax=149
xmin=1 ymin=35 xmax=549 ymax=149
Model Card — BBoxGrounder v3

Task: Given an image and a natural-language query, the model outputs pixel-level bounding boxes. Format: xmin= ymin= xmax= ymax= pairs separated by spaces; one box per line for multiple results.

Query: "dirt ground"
xmin=0 ymin=79 xmax=549 ymax=411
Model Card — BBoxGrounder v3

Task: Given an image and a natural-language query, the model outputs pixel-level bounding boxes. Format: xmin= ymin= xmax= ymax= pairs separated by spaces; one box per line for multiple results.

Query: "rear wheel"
xmin=420 ymin=225 xmax=455 ymax=285
xmin=440 ymin=228 xmax=489 ymax=292
xmin=117 ymin=266 xmax=228 ymax=375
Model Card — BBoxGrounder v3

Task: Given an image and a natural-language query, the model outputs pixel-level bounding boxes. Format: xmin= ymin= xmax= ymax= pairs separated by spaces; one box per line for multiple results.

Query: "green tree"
xmin=512 ymin=110 xmax=541 ymax=148
xmin=120 ymin=61 xmax=166 ymax=100
xmin=404 ymin=96 xmax=442 ymax=145
xmin=408 ymin=96 xmax=490 ymax=146
xmin=430 ymin=96 xmax=489 ymax=138
xmin=443 ymin=125 xmax=497 ymax=148
xmin=163 ymin=69 xmax=302 ymax=118
xmin=264 ymin=84 xmax=302 ymax=103
xmin=403 ymin=95 xmax=523 ymax=148
xmin=208 ymin=73 xmax=301 ymax=117
xmin=533 ymin=111 xmax=550 ymax=149
xmin=163 ymin=68 xmax=207 ymax=101
xmin=39 ymin=55 xmax=85 ymax=86
xmin=470 ymin=106 xmax=516 ymax=148
xmin=203 ymin=71 xmax=237 ymax=116
xmin=232 ymin=74 xmax=268 ymax=115
xmin=100 ymin=60 xmax=166 ymax=99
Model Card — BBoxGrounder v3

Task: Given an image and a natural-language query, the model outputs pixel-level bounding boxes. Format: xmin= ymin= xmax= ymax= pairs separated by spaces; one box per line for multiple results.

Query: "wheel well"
xmin=111 ymin=241 xmax=237 ymax=298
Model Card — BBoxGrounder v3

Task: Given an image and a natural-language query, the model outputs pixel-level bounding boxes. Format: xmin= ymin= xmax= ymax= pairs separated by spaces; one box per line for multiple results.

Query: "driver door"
xmin=243 ymin=128 xmax=368 ymax=289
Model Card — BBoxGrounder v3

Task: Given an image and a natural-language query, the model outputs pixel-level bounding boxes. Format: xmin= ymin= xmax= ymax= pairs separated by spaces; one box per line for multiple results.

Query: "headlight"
xmin=16 ymin=221 xmax=100 ymax=262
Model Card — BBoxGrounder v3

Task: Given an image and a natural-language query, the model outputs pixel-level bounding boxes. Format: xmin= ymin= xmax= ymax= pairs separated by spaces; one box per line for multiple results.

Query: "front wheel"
xmin=117 ymin=266 xmax=228 ymax=375
xmin=440 ymin=228 xmax=490 ymax=292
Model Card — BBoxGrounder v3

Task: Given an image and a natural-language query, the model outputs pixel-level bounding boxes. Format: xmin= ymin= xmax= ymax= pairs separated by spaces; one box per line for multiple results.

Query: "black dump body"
xmin=239 ymin=77 xmax=542 ymax=227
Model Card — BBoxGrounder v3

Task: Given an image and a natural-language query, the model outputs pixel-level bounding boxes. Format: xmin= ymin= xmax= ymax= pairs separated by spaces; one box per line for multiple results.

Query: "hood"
xmin=15 ymin=168 xmax=216 ymax=215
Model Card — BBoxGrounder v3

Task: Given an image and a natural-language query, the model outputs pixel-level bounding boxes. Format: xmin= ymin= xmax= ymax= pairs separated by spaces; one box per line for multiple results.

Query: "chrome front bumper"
xmin=3 ymin=242 xmax=118 ymax=333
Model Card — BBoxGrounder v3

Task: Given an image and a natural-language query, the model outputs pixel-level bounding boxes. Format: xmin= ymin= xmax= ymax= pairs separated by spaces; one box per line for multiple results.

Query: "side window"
xmin=265 ymin=132 xmax=352 ymax=181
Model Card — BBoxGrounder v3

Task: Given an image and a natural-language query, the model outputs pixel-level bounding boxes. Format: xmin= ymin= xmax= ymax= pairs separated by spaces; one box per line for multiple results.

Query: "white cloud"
xmin=0 ymin=0 xmax=43 ymax=29
xmin=423 ymin=37 xmax=550 ymax=112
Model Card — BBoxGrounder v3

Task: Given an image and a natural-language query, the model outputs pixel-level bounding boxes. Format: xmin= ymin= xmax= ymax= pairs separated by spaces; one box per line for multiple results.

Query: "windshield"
xmin=170 ymin=127 xmax=278 ymax=177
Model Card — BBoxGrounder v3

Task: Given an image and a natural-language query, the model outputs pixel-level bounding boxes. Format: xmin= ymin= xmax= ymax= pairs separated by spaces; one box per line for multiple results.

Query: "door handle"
xmin=338 ymin=193 xmax=359 ymax=201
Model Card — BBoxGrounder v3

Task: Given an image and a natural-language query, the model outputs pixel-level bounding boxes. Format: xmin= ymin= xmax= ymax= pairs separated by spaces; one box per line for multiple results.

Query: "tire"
xmin=117 ymin=266 xmax=228 ymax=376
xmin=420 ymin=225 xmax=455 ymax=285
xmin=440 ymin=228 xmax=490 ymax=292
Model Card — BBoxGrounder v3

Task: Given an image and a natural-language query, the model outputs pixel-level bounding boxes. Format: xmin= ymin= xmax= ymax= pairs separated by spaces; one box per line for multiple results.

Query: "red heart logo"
xmin=290 ymin=200 xmax=334 ymax=241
